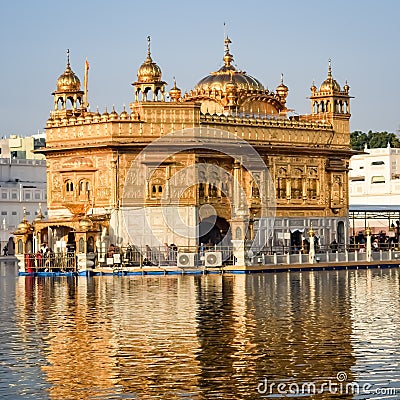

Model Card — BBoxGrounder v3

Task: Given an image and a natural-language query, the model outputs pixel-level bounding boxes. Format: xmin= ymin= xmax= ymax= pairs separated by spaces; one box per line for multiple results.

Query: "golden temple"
xmin=14 ymin=35 xmax=354 ymax=266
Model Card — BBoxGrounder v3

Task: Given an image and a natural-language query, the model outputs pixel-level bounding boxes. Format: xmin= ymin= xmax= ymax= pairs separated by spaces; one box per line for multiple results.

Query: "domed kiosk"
xmin=183 ymin=36 xmax=289 ymax=116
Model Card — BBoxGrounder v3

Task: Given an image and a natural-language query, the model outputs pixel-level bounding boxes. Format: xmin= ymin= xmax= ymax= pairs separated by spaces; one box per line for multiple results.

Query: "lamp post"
xmin=365 ymin=225 xmax=371 ymax=262
xmin=308 ymin=224 xmax=315 ymax=264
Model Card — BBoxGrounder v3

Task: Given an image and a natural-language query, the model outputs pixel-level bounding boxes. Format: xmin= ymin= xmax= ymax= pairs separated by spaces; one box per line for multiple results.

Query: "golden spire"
xmin=276 ymin=72 xmax=288 ymax=104
xmin=146 ymin=35 xmax=152 ymax=61
xmin=136 ymin=36 xmax=162 ymax=83
xmin=169 ymin=76 xmax=181 ymax=102
xmin=223 ymin=34 xmax=233 ymax=67
xmin=308 ymin=223 xmax=315 ymax=237
xmin=319 ymin=58 xmax=341 ymax=92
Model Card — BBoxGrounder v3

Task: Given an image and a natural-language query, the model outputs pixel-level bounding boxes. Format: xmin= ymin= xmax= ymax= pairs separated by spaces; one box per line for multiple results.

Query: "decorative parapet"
xmin=46 ymin=109 xmax=141 ymax=128
xmin=200 ymin=112 xmax=332 ymax=130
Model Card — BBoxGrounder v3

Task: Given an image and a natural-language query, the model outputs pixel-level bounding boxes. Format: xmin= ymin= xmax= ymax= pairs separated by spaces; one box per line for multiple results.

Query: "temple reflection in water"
xmin=16 ymin=269 xmax=400 ymax=398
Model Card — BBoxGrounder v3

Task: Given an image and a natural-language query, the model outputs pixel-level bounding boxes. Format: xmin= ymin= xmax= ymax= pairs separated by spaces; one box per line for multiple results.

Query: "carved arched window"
xmin=87 ymin=236 xmax=94 ymax=253
xmin=65 ymin=180 xmax=74 ymax=196
xmin=150 ymin=178 xmax=164 ymax=199
xmin=307 ymin=168 xmax=318 ymax=200
xmin=78 ymin=179 xmax=91 ymax=200
xmin=79 ymin=238 xmax=84 ymax=253
xmin=276 ymin=167 xmax=287 ymax=200
xmin=291 ymin=168 xmax=303 ymax=199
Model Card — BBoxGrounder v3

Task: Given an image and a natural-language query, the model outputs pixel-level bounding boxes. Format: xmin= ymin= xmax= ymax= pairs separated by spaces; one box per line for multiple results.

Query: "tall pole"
xmin=366 ymin=226 xmax=372 ymax=262
xmin=84 ymin=59 xmax=89 ymax=108
xmin=308 ymin=224 xmax=315 ymax=264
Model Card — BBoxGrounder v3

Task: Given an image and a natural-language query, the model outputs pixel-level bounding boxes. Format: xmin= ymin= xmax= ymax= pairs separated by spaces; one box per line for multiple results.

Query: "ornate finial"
xmin=147 ymin=35 xmax=151 ymax=57
xmin=36 ymin=203 xmax=44 ymax=221
xmin=173 ymin=76 xmax=177 ymax=88
xmin=308 ymin=223 xmax=315 ymax=237
xmin=223 ymin=34 xmax=233 ymax=67
xmin=328 ymin=58 xmax=332 ymax=76
xmin=280 ymin=73 xmax=284 ymax=84
xmin=67 ymin=49 xmax=70 ymax=67
xmin=311 ymin=79 xmax=316 ymax=92
xmin=224 ymin=36 xmax=232 ymax=55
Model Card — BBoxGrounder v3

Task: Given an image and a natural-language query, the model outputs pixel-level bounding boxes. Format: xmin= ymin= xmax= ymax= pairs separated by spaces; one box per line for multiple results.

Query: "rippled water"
xmin=1 ymin=262 xmax=400 ymax=399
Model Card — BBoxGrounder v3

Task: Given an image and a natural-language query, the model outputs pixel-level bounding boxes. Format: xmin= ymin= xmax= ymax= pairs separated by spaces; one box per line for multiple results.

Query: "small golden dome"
xmin=56 ymin=50 xmax=81 ymax=92
xmin=310 ymin=80 xmax=317 ymax=93
xmin=276 ymin=73 xmax=288 ymax=99
xmin=169 ymin=78 xmax=181 ymax=101
xmin=109 ymin=106 xmax=119 ymax=120
xmin=34 ymin=204 xmax=44 ymax=222
xmin=93 ymin=107 xmax=101 ymax=122
xmin=16 ymin=209 xmax=32 ymax=234
xmin=137 ymin=36 xmax=162 ymax=83
xmin=17 ymin=219 xmax=30 ymax=232
xmin=319 ymin=60 xmax=341 ymax=92
xmin=120 ymin=105 xmax=129 ymax=119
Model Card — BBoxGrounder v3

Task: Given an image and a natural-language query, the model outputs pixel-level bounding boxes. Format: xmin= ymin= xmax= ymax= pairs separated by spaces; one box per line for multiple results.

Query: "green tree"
xmin=350 ymin=131 xmax=368 ymax=150
xmin=350 ymin=130 xmax=400 ymax=150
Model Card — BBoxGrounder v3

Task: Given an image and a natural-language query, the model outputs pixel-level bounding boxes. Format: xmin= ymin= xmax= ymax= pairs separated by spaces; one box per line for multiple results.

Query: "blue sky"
xmin=0 ymin=0 xmax=398 ymax=136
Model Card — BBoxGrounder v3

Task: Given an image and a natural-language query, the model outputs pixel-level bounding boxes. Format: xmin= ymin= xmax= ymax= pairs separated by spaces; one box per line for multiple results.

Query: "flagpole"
xmin=84 ymin=59 xmax=89 ymax=108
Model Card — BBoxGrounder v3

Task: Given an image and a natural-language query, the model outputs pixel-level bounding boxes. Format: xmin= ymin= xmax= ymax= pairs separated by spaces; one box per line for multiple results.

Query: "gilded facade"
xmin=18 ymin=36 xmax=353 ymax=258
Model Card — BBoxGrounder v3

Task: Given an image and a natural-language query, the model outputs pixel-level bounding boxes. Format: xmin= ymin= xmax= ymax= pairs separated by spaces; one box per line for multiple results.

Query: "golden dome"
xmin=109 ymin=106 xmax=119 ymax=120
xmin=194 ymin=36 xmax=265 ymax=93
xmin=56 ymin=50 xmax=81 ymax=92
xmin=137 ymin=36 xmax=162 ymax=83
xmin=276 ymin=73 xmax=288 ymax=97
xmin=15 ymin=208 xmax=32 ymax=234
xmin=34 ymin=203 xmax=44 ymax=222
xmin=120 ymin=105 xmax=129 ymax=119
xmin=169 ymin=78 xmax=181 ymax=101
xmin=319 ymin=60 xmax=341 ymax=92
xmin=17 ymin=219 xmax=30 ymax=232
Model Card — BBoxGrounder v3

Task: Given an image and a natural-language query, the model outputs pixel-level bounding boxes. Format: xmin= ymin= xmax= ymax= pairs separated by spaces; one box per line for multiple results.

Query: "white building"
xmin=349 ymin=143 xmax=400 ymax=234
xmin=0 ymin=133 xmax=47 ymax=253
xmin=0 ymin=132 xmax=46 ymax=161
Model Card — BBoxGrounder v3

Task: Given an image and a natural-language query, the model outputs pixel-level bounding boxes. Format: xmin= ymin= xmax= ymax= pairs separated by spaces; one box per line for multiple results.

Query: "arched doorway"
xmin=199 ymin=216 xmax=230 ymax=246
xmin=290 ymin=229 xmax=303 ymax=252
xmin=67 ymin=231 xmax=76 ymax=253
xmin=337 ymin=221 xmax=345 ymax=246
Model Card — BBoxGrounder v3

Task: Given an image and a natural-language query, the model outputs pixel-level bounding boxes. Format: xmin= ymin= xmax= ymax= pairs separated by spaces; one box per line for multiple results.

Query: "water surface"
xmin=1 ymin=262 xmax=400 ymax=399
